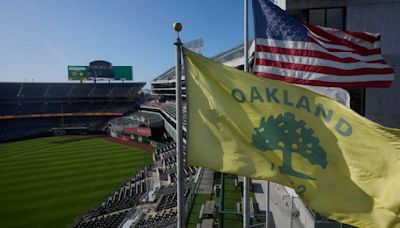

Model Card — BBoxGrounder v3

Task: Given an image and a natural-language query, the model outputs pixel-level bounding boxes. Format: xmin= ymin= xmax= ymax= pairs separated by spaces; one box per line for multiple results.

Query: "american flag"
xmin=252 ymin=0 xmax=395 ymax=88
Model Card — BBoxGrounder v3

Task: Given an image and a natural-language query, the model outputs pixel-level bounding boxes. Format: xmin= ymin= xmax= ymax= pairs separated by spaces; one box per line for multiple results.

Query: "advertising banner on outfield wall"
xmin=68 ymin=66 xmax=133 ymax=81
xmin=123 ymin=127 xmax=152 ymax=137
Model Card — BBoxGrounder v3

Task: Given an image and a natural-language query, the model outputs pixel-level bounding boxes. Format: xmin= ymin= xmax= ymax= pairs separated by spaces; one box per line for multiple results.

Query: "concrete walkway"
xmin=197 ymin=168 xmax=214 ymax=194
xmin=252 ymin=180 xmax=292 ymax=228
xmin=252 ymin=180 xmax=315 ymax=228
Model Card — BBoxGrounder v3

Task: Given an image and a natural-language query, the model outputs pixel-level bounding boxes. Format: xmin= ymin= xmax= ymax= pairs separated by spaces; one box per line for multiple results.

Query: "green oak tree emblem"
xmin=252 ymin=112 xmax=327 ymax=180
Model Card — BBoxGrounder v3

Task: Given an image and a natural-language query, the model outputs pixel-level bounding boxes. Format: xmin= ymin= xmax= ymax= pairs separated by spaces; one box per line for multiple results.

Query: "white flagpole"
xmin=173 ymin=22 xmax=185 ymax=228
xmin=243 ymin=0 xmax=251 ymax=227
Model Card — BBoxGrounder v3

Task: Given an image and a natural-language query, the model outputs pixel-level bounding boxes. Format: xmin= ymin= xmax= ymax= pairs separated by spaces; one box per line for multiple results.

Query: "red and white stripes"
xmin=254 ymin=24 xmax=394 ymax=88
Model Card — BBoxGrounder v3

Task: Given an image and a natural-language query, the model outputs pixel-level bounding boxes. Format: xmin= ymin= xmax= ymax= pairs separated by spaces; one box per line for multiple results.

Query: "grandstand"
xmin=0 ymin=82 xmax=145 ymax=142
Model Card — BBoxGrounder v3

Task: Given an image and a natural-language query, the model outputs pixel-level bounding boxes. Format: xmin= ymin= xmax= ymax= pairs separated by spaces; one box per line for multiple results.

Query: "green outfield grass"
xmin=0 ymin=136 xmax=152 ymax=228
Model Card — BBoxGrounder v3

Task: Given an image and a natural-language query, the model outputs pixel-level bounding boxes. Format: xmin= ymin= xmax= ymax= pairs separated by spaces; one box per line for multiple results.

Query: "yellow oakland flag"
xmin=184 ymin=48 xmax=400 ymax=227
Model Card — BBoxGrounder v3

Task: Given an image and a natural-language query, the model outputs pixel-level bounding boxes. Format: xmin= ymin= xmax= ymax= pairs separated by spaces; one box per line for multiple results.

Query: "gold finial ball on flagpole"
xmin=173 ymin=23 xmax=182 ymax=32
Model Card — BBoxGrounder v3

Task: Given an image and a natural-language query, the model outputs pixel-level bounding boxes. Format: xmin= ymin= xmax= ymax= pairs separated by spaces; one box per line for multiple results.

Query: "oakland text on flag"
xmin=252 ymin=0 xmax=395 ymax=88
xmin=183 ymin=48 xmax=400 ymax=227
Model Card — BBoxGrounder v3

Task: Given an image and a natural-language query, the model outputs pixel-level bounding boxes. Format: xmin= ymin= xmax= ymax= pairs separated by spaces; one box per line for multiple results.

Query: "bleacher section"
xmin=152 ymin=143 xmax=197 ymax=185
xmin=20 ymin=83 xmax=48 ymax=97
xmin=109 ymin=112 xmax=162 ymax=128
xmin=74 ymin=167 xmax=150 ymax=228
xmin=135 ymin=183 xmax=194 ymax=228
xmin=45 ymin=83 xmax=72 ymax=97
xmin=111 ymin=83 xmax=137 ymax=97
xmin=69 ymin=84 xmax=95 ymax=97
xmin=126 ymin=111 xmax=164 ymax=127
xmin=75 ymin=211 xmax=128 ymax=228
xmin=0 ymin=82 xmax=144 ymax=98
xmin=0 ymin=82 xmax=145 ymax=142
xmin=90 ymin=84 xmax=114 ymax=97
xmin=136 ymin=208 xmax=177 ymax=228
xmin=141 ymin=101 xmax=187 ymax=128
xmin=0 ymin=83 xmax=21 ymax=97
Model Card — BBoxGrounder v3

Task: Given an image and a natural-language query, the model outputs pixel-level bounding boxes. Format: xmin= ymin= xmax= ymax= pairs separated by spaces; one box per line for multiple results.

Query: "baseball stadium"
xmin=1 ymin=0 xmax=400 ymax=227
xmin=0 ymin=42 xmax=349 ymax=228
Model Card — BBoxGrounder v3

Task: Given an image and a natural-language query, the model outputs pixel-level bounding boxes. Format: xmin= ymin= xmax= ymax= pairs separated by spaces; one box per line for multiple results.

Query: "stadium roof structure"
xmin=212 ymin=43 xmax=246 ymax=65
xmin=152 ymin=66 xmax=176 ymax=82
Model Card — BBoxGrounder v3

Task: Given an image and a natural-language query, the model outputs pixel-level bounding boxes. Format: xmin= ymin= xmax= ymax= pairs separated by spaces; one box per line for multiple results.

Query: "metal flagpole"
xmin=173 ymin=22 xmax=185 ymax=228
xmin=243 ymin=0 xmax=251 ymax=227
xmin=266 ymin=181 xmax=270 ymax=228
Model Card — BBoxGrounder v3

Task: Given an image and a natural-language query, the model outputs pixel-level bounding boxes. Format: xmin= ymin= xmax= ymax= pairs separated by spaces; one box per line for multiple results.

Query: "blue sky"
xmin=0 ymin=0 xmax=254 ymax=84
